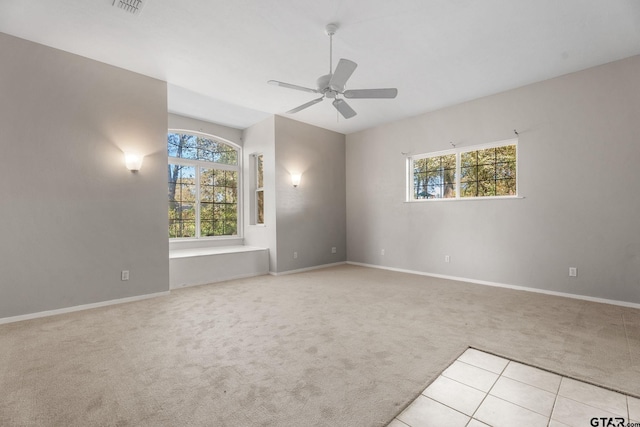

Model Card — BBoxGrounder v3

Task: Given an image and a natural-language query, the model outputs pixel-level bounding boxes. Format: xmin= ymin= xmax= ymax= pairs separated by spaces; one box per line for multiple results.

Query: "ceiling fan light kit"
xmin=268 ymin=23 xmax=398 ymax=119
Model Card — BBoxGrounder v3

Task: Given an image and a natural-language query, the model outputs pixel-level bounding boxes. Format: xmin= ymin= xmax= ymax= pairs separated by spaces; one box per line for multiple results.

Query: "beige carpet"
xmin=1 ymin=265 xmax=639 ymax=426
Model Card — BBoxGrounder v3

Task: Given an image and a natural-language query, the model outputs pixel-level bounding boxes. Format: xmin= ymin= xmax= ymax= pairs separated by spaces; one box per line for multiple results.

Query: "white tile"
xmin=397 ymin=395 xmax=469 ymax=427
xmin=457 ymin=348 xmax=509 ymax=374
xmin=489 ymin=376 xmax=556 ymax=416
xmin=422 ymin=375 xmax=486 ymax=416
xmin=474 ymin=395 xmax=549 ymax=427
xmin=629 ymin=395 xmax=640 ymax=421
xmin=467 ymin=420 xmax=491 ymax=427
xmin=552 ymin=395 xmax=624 ymax=427
xmin=501 ymin=361 xmax=561 ymax=393
xmin=558 ymin=377 xmax=627 ymax=415
xmin=548 ymin=420 xmax=572 ymax=427
xmin=386 ymin=418 xmax=410 ymax=427
xmin=441 ymin=360 xmax=499 ymax=392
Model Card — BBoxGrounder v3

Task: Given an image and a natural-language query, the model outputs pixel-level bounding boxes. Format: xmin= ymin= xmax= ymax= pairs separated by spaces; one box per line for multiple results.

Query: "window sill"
xmin=405 ymin=196 xmax=525 ymax=203
xmin=170 ymin=235 xmax=241 ymax=242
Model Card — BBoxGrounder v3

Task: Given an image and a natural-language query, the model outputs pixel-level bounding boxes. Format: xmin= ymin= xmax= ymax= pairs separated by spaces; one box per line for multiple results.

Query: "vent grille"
xmin=113 ymin=0 xmax=145 ymax=15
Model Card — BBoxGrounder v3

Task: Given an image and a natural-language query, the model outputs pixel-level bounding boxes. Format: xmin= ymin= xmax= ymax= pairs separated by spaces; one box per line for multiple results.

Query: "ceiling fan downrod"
xmin=325 ymin=23 xmax=339 ymax=75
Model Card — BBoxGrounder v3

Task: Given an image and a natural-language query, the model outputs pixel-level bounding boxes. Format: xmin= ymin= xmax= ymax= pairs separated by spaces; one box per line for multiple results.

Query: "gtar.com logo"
xmin=589 ymin=417 xmax=627 ymax=427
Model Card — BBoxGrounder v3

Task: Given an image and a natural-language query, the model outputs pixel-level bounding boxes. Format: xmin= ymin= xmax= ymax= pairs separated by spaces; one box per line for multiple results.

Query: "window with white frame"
xmin=168 ymin=132 xmax=240 ymax=238
xmin=254 ymin=154 xmax=264 ymax=225
xmin=409 ymin=139 xmax=517 ymax=201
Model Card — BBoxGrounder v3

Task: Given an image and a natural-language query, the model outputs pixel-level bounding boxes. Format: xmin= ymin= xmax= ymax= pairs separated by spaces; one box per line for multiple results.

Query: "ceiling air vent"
xmin=113 ymin=0 xmax=146 ymax=15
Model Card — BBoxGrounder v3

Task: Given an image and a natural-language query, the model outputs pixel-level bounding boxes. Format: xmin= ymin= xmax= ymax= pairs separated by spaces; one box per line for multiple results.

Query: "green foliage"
xmin=168 ymin=133 xmax=237 ymax=165
xmin=413 ymin=153 xmax=456 ymax=199
xmin=167 ymin=132 xmax=240 ymax=238
xmin=460 ymin=145 xmax=516 ymax=198
xmin=413 ymin=144 xmax=516 ymax=199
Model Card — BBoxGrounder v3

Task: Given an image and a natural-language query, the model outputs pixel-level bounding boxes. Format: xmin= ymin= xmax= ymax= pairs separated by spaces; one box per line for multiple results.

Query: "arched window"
xmin=167 ymin=131 xmax=240 ymax=239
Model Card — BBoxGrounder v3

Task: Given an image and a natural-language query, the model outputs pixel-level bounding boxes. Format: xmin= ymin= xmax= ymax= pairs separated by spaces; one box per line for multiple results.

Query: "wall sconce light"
xmin=291 ymin=173 xmax=301 ymax=187
xmin=124 ymin=153 xmax=143 ymax=172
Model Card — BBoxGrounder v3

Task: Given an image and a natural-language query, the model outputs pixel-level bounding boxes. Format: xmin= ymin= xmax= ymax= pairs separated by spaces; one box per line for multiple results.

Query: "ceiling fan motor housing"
xmin=317 ymin=74 xmax=338 ymax=98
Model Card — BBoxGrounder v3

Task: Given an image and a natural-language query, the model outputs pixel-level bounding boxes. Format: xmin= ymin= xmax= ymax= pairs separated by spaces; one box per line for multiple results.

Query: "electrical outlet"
xmin=569 ymin=267 xmax=577 ymax=277
xmin=381 ymin=249 xmax=385 ymax=256
xmin=121 ymin=270 xmax=129 ymax=281
xmin=331 ymin=247 xmax=337 ymax=254
xmin=445 ymin=255 xmax=450 ymax=263
xmin=293 ymin=251 xmax=298 ymax=259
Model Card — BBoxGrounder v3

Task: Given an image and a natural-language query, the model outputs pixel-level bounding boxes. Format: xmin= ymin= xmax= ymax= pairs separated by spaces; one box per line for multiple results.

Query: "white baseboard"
xmin=270 ymin=261 xmax=347 ymax=276
xmin=346 ymin=261 xmax=640 ymax=310
xmin=0 ymin=291 xmax=171 ymax=325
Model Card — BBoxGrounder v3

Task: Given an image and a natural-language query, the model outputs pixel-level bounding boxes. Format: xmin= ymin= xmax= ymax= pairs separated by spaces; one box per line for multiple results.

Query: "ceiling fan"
xmin=268 ymin=23 xmax=398 ymax=119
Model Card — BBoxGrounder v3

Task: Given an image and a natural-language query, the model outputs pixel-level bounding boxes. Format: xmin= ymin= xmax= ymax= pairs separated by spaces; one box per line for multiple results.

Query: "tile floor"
xmin=389 ymin=348 xmax=640 ymax=427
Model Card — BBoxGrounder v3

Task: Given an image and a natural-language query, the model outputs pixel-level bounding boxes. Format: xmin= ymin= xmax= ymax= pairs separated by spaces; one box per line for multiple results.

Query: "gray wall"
xmin=347 ymin=55 xmax=640 ymax=304
xmin=242 ymin=116 xmax=347 ymax=274
xmin=243 ymin=117 xmax=278 ymax=271
xmin=275 ymin=116 xmax=346 ymax=273
xmin=0 ymin=33 xmax=169 ymax=318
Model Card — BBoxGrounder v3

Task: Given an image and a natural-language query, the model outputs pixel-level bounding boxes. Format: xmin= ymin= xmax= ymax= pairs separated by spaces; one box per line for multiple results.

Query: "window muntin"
xmin=409 ymin=139 xmax=517 ymax=201
xmin=168 ymin=132 xmax=240 ymax=239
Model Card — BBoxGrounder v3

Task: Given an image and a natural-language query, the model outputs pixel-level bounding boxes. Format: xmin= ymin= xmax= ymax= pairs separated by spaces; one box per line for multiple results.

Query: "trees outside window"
xmin=409 ymin=139 xmax=517 ymax=201
xmin=413 ymin=152 xmax=457 ymax=199
xmin=255 ymin=154 xmax=264 ymax=225
xmin=168 ymin=132 xmax=240 ymax=239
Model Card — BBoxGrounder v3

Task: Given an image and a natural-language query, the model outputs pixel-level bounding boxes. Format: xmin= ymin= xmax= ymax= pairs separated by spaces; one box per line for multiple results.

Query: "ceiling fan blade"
xmin=344 ymin=88 xmax=398 ymax=99
xmin=332 ymin=99 xmax=357 ymax=119
xmin=268 ymin=80 xmax=318 ymax=94
xmin=329 ymin=59 xmax=357 ymax=91
xmin=286 ymin=97 xmax=324 ymax=114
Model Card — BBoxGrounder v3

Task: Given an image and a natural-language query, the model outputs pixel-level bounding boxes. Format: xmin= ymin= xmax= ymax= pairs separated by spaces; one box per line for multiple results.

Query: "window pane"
xmin=200 ymin=218 xmax=214 ymax=237
xmin=461 ymin=182 xmax=477 ymax=197
xmin=413 ymin=153 xmax=456 ymax=199
xmin=199 ymin=168 xmax=238 ymax=237
xmin=477 ymin=163 xmax=495 ymax=181
xmin=461 ymin=151 xmax=476 ymax=167
xmin=168 ymin=164 xmax=196 ymax=238
xmin=257 ymin=154 xmax=264 ymax=188
xmin=478 ymin=180 xmax=496 ymax=197
xmin=168 ymin=133 xmax=238 ymax=165
xmin=257 ymin=190 xmax=264 ymax=224
xmin=496 ymin=145 xmax=516 ymax=162
xmin=169 ymin=220 xmax=195 ymax=238
xmin=460 ymin=144 xmax=516 ymax=198
xmin=461 ymin=166 xmax=476 ymax=183
xmin=224 ymin=204 xmax=238 ymax=235
xmin=477 ymin=147 xmax=495 ymax=165
xmin=414 ymin=158 xmax=427 ymax=174
xmin=495 ymin=162 xmax=516 ymax=179
xmin=496 ymin=179 xmax=516 ymax=196
xmin=426 ymin=156 xmax=439 ymax=171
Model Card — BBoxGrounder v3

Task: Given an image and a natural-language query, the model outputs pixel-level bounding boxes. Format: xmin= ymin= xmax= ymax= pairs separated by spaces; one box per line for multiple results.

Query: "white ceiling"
xmin=1 ymin=0 xmax=639 ymax=134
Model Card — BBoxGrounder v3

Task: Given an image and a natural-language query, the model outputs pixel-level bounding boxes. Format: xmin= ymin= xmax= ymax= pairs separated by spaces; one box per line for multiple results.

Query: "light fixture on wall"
xmin=124 ymin=153 xmax=143 ymax=172
xmin=291 ymin=173 xmax=301 ymax=187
